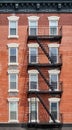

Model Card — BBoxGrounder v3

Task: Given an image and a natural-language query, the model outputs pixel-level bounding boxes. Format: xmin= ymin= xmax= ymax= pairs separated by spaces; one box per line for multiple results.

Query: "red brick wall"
xmin=0 ymin=13 xmax=72 ymax=123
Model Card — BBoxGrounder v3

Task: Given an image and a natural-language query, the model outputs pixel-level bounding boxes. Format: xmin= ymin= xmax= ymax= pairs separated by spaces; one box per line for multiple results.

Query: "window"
xmin=28 ymin=98 xmax=39 ymax=122
xmin=28 ymin=70 xmax=39 ymax=91
xmin=48 ymin=44 xmax=60 ymax=64
xmin=48 ymin=16 xmax=59 ymax=35
xmin=9 ymin=21 xmax=17 ymax=36
xmin=49 ymin=74 xmax=59 ymax=90
xmin=8 ymin=98 xmax=19 ymax=122
xmin=8 ymin=16 xmax=19 ymax=38
xmin=29 ymin=47 xmax=38 ymax=63
xmin=8 ymin=70 xmax=19 ymax=92
xmin=49 ymin=20 xmax=58 ymax=35
xmin=49 ymin=47 xmax=58 ymax=64
xmin=7 ymin=43 xmax=19 ymax=66
xmin=28 ymin=16 xmax=39 ymax=36
xmin=48 ymin=70 xmax=60 ymax=91
xmin=49 ymin=98 xmax=60 ymax=122
xmin=29 ymin=73 xmax=38 ymax=90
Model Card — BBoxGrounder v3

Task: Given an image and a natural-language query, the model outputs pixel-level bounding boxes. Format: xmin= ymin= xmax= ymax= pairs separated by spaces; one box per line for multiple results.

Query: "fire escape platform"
xmin=27 ymin=122 xmax=63 ymax=128
xmin=28 ymin=63 xmax=62 ymax=69
xmin=28 ymin=90 xmax=63 ymax=95
xmin=28 ymin=35 xmax=62 ymax=41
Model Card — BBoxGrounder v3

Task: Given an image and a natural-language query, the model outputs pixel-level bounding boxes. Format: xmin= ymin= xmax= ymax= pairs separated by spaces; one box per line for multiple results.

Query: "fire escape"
xmin=27 ymin=26 xmax=63 ymax=128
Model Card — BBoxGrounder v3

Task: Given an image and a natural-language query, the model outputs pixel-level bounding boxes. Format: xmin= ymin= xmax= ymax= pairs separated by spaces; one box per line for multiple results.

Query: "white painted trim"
xmin=28 ymin=43 xmax=39 ymax=48
xmin=48 ymin=44 xmax=60 ymax=48
xmin=8 ymin=89 xmax=19 ymax=93
xmin=7 ymin=43 xmax=19 ymax=48
xmin=7 ymin=16 xmax=19 ymax=21
xmin=28 ymin=16 xmax=39 ymax=21
xmin=48 ymin=16 xmax=60 ymax=21
xmin=8 ymin=69 xmax=19 ymax=74
xmin=48 ymin=98 xmax=60 ymax=102
xmin=28 ymin=70 xmax=39 ymax=74
xmin=28 ymin=98 xmax=39 ymax=102
xmin=8 ymin=98 xmax=19 ymax=102
xmin=48 ymin=70 xmax=60 ymax=74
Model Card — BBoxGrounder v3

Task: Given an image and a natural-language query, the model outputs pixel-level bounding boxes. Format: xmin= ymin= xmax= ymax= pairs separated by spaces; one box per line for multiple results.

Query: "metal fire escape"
xmin=27 ymin=26 xmax=63 ymax=128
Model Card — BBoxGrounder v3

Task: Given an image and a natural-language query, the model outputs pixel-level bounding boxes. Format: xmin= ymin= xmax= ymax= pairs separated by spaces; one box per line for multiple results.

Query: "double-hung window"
xmin=8 ymin=16 xmax=19 ymax=38
xmin=29 ymin=21 xmax=38 ymax=36
xmin=29 ymin=73 xmax=38 ymax=91
xmin=28 ymin=98 xmax=39 ymax=122
xmin=49 ymin=20 xmax=58 ymax=35
xmin=29 ymin=47 xmax=38 ymax=63
xmin=28 ymin=70 xmax=39 ymax=91
xmin=7 ymin=43 xmax=19 ymax=66
xmin=48 ymin=70 xmax=60 ymax=91
xmin=49 ymin=98 xmax=60 ymax=122
xmin=8 ymin=70 xmax=19 ymax=92
xmin=28 ymin=16 xmax=39 ymax=36
xmin=8 ymin=98 xmax=19 ymax=122
xmin=48 ymin=16 xmax=59 ymax=35
xmin=49 ymin=47 xmax=58 ymax=64
xmin=49 ymin=74 xmax=58 ymax=90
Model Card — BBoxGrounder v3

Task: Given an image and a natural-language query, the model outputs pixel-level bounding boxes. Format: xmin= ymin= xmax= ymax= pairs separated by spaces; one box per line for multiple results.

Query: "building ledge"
xmin=0 ymin=0 xmax=72 ymax=13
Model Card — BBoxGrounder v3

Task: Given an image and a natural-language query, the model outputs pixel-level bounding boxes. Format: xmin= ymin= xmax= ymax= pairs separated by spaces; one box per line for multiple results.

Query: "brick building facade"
xmin=0 ymin=0 xmax=72 ymax=130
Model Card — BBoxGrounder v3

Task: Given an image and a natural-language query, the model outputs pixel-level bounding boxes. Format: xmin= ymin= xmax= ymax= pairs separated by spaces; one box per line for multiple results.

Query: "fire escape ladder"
xmin=35 ymin=93 xmax=56 ymax=123
xmin=35 ymin=66 xmax=53 ymax=91
xmin=36 ymin=38 xmax=53 ymax=63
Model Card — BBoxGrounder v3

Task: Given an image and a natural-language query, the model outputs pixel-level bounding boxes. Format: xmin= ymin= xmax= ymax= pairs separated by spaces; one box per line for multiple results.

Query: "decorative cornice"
xmin=0 ymin=0 xmax=72 ymax=13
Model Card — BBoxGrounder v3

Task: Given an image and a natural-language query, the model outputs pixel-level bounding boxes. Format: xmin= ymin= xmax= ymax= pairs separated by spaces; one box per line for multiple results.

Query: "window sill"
xmin=49 ymin=120 xmax=60 ymax=123
xmin=8 ymin=90 xmax=19 ymax=93
xmin=29 ymin=120 xmax=39 ymax=123
xmin=8 ymin=63 xmax=19 ymax=66
xmin=8 ymin=35 xmax=19 ymax=39
xmin=8 ymin=120 xmax=19 ymax=123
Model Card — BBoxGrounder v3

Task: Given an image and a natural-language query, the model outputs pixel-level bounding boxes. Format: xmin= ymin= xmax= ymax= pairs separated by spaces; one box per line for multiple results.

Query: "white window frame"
xmin=8 ymin=16 xmax=19 ymax=38
xmin=28 ymin=16 xmax=39 ymax=36
xmin=28 ymin=70 xmax=39 ymax=91
xmin=28 ymin=98 xmax=39 ymax=123
xmin=48 ymin=70 xmax=60 ymax=91
xmin=28 ymin=44 xmax=39 ymax=64
xmin=48 ymin=44 xmax=60 ymax=64
xmin=7 ymin=43 xmax=19 ymax=66
xmin=8 ymin=98 xmax=19 ymax=123
xmin=8 ymin=70 xmax=19 ymax=92
xmin=48 ymin=98 xmax=60 ymax=122
xmin=48 ymin=16 xmax=60 ymax=35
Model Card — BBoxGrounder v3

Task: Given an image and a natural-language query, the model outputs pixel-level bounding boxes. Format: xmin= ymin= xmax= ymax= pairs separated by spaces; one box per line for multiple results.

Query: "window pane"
xmin=10 ymin=111 xmax=16 ymax=120
xmin=50 ymin=27 xmax=57 ymax=35
xmin=10 ymin=21 xmax=16 ymax=28
xmin=10 ymin=29 xmax=16 ymax=35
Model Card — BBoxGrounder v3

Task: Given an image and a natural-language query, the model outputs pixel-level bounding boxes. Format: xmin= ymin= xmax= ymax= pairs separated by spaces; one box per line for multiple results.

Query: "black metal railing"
xmin=28 ymin=26 xmax=62 ymax=37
